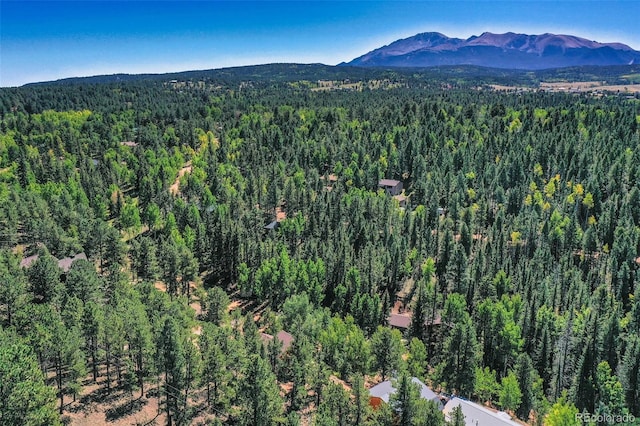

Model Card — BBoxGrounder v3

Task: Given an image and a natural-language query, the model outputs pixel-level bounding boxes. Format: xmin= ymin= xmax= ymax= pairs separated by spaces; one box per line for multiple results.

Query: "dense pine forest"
xmin=1 ymin=65 xmax=640 ymax=425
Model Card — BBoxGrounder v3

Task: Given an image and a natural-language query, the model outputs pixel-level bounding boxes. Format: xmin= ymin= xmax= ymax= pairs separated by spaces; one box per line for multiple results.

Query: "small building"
xmin=264 ymin=220 xmax=279 ymax=231
xmin=443 ymin=397 xmax=521 ymax=426
xmin=393 ymin=193 xmax=409 ymax=208
xmin=387 ymin=313 xmax=412 ymax=329
xmin=57 ymin=253 xmax=88 ymax=273
xmin=387 ymin=313 xmax=442 ymax=331
xmin=378 ymin=179 xmax=403 ymax=196
xmin=260 ymin=330 xmax=294 ymax=353
xmin=20 ymin=252 xmax=87 ymax=273
xmin=369 ymin=377 xmax=442 ymax=410
xmin=19 ymin=254 xmax=40 ymax=269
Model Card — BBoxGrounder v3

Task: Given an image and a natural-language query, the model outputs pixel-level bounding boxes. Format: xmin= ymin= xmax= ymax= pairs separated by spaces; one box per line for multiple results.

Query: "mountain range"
xmin=346 ymin=32 xmax=640 ymax=69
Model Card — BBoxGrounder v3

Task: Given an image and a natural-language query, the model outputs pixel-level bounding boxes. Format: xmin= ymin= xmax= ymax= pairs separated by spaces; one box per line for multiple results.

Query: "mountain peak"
xmin=347 ymin=31 xmax=640 ymax=70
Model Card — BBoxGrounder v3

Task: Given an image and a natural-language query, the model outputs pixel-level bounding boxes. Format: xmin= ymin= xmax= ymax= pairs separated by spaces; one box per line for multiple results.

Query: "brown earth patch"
xmin=170 ymin=162 xmax=192 ymax=196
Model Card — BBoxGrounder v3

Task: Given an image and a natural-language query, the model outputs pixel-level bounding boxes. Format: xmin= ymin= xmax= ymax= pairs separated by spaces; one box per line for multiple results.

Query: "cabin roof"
xmin=443 ymin=397 xmax=521 ymax=426
xmin=264 ymin=220 xmax=279 ymax=230
xmin=58 ymin=253 xmax=88 ymax=272
xmin=379 ymin=179 xmax=401 ymax=187
xmin=370 ymin=377 xmax=440 ymax=405
xmin=387 ymin=313 xmax=442 ymax=329
xmin=388 ymin=313 xmax=412 ymax=329
xmin=20 ymin=252 xmax=87 ymax=272
xmin=260 ymin=330 xmax=294 ymax=352
xmin=19 ymin=254 xmax=39 ymax=269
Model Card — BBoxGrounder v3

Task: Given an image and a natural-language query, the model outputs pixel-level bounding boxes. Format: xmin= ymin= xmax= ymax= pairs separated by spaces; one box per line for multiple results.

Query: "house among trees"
xmin=19 ymin=254 xmax=39 ymax=269
xmin=263 ymin=200 xmax=287 ymax=232
xmin=378 ymin=179 xmax=403 ymax=196
xmin=20 ymin=252 xmax=87 ymax=273
xmin=57 ymin=253 xmax=88 ymax=273
xmin=443 ymin=397 xmax=521 ymax=426
xmin=393 ymin=193 xmax=409 ymax=208
xmin=369 ymin=377 xmax=443 ymax=410
xmin=260 ymin=330 xmax=294 ymax=353
xmin=387 ymin=313 xmax=413 ymax=329
xmin=264 ymin=220 xmax=279 ymax=231
xmin=387 ymin=313 xmax=442 ymax=330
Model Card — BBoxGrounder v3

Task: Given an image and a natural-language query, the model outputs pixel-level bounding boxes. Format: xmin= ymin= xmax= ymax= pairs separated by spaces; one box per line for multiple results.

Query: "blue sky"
xmin=1 ymin=0 xmax=639 ymax=87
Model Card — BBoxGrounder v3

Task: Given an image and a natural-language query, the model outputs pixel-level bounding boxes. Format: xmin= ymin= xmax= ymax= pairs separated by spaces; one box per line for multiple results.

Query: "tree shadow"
xmin=79 ymin=386 xmax=123 ymax=406
xmin=105 ymin=397 xmax=148 ymax=422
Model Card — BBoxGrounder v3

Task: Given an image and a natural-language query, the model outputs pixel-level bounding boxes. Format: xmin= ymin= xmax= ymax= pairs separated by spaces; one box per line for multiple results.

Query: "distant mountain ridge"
xmin=346 ymin=32 xmax=640 ymax=69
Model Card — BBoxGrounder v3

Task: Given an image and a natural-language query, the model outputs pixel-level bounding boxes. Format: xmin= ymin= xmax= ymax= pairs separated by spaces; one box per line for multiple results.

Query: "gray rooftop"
xmin=264 ymin=220 xmax=279 ymax=230
xmin=369 ymin=380 xmax=395 ymax=403
xmin=443 ymin=397 xmax=521 ymax=426
xmin=369 ymin=377 xmax=442 ymax=408
xmin=413 ymin=377 xmax=439 ymax=403
xmin=20 ymin=252 xmax=87 ymax=273
xmin=58 ymin=253 xmax=88 ymax=273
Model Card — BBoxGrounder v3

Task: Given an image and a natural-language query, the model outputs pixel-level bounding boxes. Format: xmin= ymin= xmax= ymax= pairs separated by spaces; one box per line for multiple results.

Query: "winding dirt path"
xmin=169 ymin=162 xmax=192 ymax=196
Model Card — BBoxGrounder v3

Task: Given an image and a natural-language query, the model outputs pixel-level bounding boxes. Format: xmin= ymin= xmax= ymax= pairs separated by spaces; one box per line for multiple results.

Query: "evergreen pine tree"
xmin=0 ymin=330 xmax=61 ymax=426
xmin=238 ymin=354 xmax=284 ymax=426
